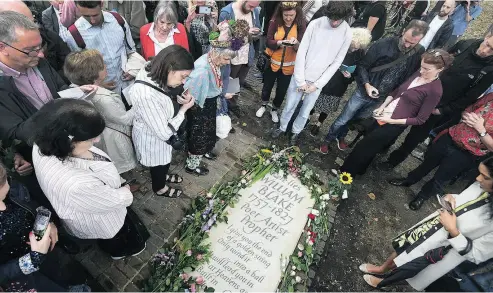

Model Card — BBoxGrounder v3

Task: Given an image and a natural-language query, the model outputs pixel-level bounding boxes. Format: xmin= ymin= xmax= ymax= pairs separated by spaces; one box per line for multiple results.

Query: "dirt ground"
xmin=235 ymin=2 xmax=492 ymax=289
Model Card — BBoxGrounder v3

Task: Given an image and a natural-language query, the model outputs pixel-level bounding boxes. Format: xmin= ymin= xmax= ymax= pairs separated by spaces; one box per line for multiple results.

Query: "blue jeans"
xmin=324 ymin=88 xmax=379 ymax=142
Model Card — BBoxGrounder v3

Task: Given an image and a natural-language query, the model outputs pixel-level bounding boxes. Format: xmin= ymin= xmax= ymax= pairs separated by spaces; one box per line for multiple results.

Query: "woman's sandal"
xmin=166 ymin=174 xmax=183 ymax=183
xmin=359 ymin=264 xmax=388 ymax=276
xmin=156 ymin=186 xmax=183 ymax=198
xmin=363 ymin=275 xmax=385 ymax=289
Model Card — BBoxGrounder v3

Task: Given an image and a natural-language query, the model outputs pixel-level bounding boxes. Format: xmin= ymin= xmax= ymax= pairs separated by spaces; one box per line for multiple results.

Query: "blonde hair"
xmin=350 ymin=27 xmax=372 ymax=51
xmin=63 ymin=49 xmax=105 ymax=85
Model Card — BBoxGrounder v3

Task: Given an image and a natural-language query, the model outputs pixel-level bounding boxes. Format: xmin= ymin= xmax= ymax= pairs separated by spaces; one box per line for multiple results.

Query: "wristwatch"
xmin=479 ymin=131 xmax=488 ymax=137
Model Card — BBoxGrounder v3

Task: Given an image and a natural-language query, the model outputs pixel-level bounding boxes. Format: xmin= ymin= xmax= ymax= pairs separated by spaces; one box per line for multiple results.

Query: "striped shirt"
xmin=32 ymin=145 xmax=133 ymax=239
xmin=130 ymin=68 xmax=185 ymax=166
xmin=65 ymin=11 xmax=136 ymax=94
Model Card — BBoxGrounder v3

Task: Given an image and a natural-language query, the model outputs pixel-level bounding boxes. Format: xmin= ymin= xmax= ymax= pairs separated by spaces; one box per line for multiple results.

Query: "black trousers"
xmin=387 ymin=114 xmax=447 ymax=167
xmin=341 ymin=122 xmax=406 ymax=176
xmin=406 ymin=134 xmax=478 ymax=199
xmin=261 ymin=66 xmax=292 ymax=109
xmin=149 ymin=164 xmax=170 ymax=193
xmin=98 ymin=210 xmax=148 ymax=258
xmin=230 ymin=64 xmax=250 ymax=86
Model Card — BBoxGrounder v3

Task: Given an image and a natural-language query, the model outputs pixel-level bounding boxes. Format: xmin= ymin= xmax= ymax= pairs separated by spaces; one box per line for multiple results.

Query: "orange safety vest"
xmin=265 ymin=24 xmax=298 ymax=75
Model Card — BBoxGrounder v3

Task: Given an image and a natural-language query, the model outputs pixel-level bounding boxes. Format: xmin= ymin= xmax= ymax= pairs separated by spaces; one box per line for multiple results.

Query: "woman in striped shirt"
xmin=31 ymin=99 xmax=147 ymax=260
xmin=130 ymin=45 xmax=196 ymax=197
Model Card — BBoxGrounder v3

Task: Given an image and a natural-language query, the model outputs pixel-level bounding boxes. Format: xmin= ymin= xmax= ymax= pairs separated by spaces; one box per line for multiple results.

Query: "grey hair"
xmin=0 ymin=11 xmax=38 ymax=44
xmin=211 ymin=47 xmax=237 ymax=59
xmin=154 ymin=1 xmax=179 ymax=24
xmin=350 ymin=27 xmax=372 ymax=51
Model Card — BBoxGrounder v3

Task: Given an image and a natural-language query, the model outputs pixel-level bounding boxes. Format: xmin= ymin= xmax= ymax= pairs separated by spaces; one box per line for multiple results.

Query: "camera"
xmin=196 ymin=5 xmax=212 ymax=14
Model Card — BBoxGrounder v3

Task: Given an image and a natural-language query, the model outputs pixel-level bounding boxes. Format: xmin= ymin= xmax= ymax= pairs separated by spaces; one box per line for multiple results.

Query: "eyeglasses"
xmin=429 ymin=49 xmax=445 ymax=67
xmin=1 ymin=41 xmax=44 ymax=57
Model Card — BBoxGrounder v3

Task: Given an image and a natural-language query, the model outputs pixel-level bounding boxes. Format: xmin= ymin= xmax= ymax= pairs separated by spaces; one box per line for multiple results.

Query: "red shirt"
xmin=449 ymin=93 xmax=493 ymax=156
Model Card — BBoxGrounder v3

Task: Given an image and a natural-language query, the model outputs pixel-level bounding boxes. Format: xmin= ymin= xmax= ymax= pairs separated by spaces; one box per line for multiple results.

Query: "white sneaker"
xmin=270 ymin=110 xmax=279 ymax=123
xmin=256 ymin=106 xmax=266 ymax=118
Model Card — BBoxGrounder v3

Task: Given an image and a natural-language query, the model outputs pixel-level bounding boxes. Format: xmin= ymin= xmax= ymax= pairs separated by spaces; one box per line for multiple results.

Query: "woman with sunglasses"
xmin=339 ymin=49 xmax=454 ymax=177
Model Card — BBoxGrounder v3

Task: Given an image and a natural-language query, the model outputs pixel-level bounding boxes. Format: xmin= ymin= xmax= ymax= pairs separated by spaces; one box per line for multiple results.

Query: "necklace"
xmin=207 ymin=53 xmax=223 ymax=88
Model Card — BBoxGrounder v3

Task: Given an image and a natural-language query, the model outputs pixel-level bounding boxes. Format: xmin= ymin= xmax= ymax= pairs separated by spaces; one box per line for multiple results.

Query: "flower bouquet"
xmin=328 ymin=172 xmax=353 ymax=201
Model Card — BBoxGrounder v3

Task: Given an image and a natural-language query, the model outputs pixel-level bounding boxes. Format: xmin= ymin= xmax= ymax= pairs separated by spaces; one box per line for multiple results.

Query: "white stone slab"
xmin=197 ymin=172 xmax=314 ymax=292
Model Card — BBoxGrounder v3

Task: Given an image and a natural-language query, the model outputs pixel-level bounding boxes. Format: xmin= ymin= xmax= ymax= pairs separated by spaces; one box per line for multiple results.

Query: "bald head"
xmin=439 ymin=0 xmax=456 ymax=17
xmin=0 ymin=0 xmax=34 ymax=21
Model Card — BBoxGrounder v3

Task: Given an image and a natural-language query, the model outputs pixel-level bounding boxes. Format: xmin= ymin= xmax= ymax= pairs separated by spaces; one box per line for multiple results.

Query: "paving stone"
xmin=105 ymin=265 xmax=129 ymax=291
xmin=115 ymin=259 xmax=139 ymax=279
xmin=138 ymin=263 xmax=152 ymax=279
xmin=79 ymin=258 xmax=101 ymax=279
xmin=137 ymin=241 xmax=158 ymax=263
xmin=131 ymin=273 xmax=146 ymax=290
xmin=124 ymin=282 xmax=141 ymax=292
xmin=97 ymin=273 xmax=118 ymax=292
xmin=90 ymin=249 xmax=113 ymax=271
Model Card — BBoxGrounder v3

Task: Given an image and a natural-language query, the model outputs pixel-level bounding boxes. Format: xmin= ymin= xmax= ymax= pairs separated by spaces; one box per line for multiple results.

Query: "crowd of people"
xmin=0 ymin=0 xmax=492 ymax=291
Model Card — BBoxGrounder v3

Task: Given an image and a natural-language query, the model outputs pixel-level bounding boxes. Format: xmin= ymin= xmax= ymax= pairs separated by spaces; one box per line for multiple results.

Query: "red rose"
xmin=308 ymin=213 xmax=316 ymax=220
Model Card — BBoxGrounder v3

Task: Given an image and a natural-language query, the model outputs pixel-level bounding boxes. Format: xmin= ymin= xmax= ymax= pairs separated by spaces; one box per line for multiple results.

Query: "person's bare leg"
xmin=362 ymin=251 xmax=397 ymax=274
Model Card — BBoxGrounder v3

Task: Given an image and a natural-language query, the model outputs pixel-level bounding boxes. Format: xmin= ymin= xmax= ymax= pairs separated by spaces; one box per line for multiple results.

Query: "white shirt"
xmin=53 ymin=6 xmax=72 ymax=42
xmin=293 ymin=17 xmax=352 ymax=89
xmin=147 ymin=22 xmax=180 ymax=56
xmin=419 ymin=15 xmax=447 ymax=49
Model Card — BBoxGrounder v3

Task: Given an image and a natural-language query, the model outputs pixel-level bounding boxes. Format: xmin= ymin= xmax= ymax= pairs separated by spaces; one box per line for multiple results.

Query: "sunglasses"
xmin=429 ymin=49 xmax=445 ymax=67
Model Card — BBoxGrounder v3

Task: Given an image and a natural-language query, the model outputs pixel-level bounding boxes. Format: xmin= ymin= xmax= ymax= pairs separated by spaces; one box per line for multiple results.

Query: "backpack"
xmin=68 ymin=11 xmax=132 ymax=50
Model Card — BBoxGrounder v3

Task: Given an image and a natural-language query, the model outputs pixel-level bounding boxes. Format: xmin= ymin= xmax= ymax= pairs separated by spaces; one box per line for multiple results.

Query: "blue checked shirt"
xmin=66 ymin=11 xmax=136 ymax=93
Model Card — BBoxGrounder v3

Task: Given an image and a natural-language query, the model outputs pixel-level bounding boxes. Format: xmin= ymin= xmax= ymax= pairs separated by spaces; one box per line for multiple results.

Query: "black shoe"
xmin=271 ymin=128 xmax=284 ymax=138
xmin=388 ymin=178 xmax=413 ymax=187
xmin=230 ymin=127 xmax=236 ymax=134
xmin=185 ymin=166 xmax=209 ymax=176
xmin=289 ymin=133 xmax=299 ymax=145
xmin=375 ymin=161 xmax=394 ymax=172
xmin=310 ymin=125 xmax=320 ymax=137
xmin=204 ymin=152 xmax=218 ymax=160
xmin=409 ymin=196 xmax=426 ymax=211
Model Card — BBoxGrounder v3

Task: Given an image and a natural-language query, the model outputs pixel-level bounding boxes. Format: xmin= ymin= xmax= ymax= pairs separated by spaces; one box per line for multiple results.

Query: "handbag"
xmin=256 ymin=23 xmax=294 ymax=73
xmin=133 ymin=80 xmax=185 ymax=150
xmin=216 ymin=95 xmax=232 ymax=139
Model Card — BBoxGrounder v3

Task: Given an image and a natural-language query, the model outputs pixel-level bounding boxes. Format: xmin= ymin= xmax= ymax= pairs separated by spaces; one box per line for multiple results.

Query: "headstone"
xmin=197 ymin=172 xmax=314 ymax=292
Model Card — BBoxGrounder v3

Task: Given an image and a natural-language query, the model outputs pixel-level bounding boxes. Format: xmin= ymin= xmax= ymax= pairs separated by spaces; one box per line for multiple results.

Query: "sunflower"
xmin=339 ymin=172 xmax=353 ymax=185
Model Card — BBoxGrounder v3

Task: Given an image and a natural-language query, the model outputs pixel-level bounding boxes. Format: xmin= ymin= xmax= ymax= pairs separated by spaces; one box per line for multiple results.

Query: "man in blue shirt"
xmin=446 ymin=0 xmax=482 ymax=48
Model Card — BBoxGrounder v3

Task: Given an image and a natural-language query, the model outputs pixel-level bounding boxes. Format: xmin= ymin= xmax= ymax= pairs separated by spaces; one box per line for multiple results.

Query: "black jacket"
xmin=438 ymin=39 xmax=493 ymax=116
xmin=321 ymin=49 xmax=364 ymax=97
xmin=41 ymin=5 xmax=59 ymax=35
xmin=356 ymin=37 xmax=425 ymax=99
xmin=0 ymin=58 xmax=67 ymax=145
xmin=0 ymin=181 xmax=46 ymax=285
xmin=39 ymin=27 xmax=70 ymax=81
xmin=423 ymin=12 xmax=453 ymax=49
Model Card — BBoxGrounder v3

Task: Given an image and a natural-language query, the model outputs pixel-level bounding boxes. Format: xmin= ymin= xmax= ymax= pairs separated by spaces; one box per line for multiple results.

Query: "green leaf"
xmin=288 ymin=285 xmax=294 ymax=292
xmin=165 ymin=278 xmax=171 ymax=286
xmin=224 ymin=216 xmax=229 ymax=224
xmin=306 ymin=245 xmax=313 ymax=255
xmin=291 ymin=256 xmax=302 ymax=266
xmin=182 ymin=267 xmax=193 ymax=274
xmin=229 ymin=202 xmax=235 ymax=208
xmin=204 ymin=287 xmax=215 ymax=292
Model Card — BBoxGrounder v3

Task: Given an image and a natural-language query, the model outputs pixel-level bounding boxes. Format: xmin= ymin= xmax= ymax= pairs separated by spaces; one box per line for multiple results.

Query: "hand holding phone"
xmin=195 ymin=5 xmax=212 ymax=14
xmin=437 ymin=194 xmax=454 ymax=214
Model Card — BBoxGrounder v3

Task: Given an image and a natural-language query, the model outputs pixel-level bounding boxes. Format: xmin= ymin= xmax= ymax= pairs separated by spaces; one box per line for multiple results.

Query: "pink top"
xmin=0 ymin=61 xmax=53 ymax=109
xmin=60 ymin=0 xmax=80 ymax=28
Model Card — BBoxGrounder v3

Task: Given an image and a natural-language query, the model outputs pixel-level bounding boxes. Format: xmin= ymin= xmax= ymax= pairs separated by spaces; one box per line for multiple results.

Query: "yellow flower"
xmin=261 ymin=149 xmax=272 ymax=154
xmin=339 ymin=172 xmax=353 ymax=185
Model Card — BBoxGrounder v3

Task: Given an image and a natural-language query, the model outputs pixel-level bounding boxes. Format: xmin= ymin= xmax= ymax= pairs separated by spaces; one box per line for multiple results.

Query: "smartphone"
xmin=33 ymin=207 xmax=51 ymax=240
xmin=283 ymin=42 xmax=294 ymax=47
xmin=182 ymin=88 xmax=190 ymax=97
xmin=196 ymin=5 xmax=212 ymax=14
xmin=436 ymin=194 xmax=453 ymax=214
xmin=121 ymin=178 xmax=137 ymax=187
